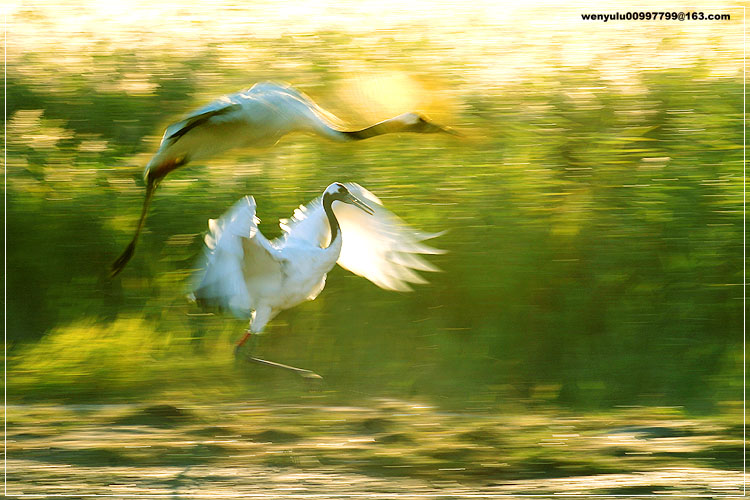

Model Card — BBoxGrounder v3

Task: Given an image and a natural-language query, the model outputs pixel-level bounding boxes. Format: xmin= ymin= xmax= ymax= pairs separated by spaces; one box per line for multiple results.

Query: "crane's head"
xmin=324 ymin=183 xmax=374 ymax=215
xmin=397 ymin=112 xmax=462 ymax=136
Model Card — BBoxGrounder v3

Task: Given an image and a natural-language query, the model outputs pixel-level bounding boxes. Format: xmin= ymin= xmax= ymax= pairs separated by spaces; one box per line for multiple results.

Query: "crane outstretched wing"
xmin=278 ymin=197 xmax=328 ymax=248
xmin=158 ymin=82 xmax=322 ymax=151
xmin=280 ymin=183 xmax=444 ymax=291
xmin=192 ymin=196 xmax=283 ymax=318
xmin=163 ymin=99 xmax=243 ymax=144
xmin=248 ymin=81 xmax=348 ymax=130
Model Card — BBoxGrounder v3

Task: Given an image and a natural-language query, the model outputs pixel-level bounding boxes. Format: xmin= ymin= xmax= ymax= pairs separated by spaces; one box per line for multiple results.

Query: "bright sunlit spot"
xmin=338 ymin=73 xmax=427 ymax=122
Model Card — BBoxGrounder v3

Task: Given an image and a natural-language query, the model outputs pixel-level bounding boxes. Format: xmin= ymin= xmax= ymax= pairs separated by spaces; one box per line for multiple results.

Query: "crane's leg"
xmin=234 ymin=329 xmax=259 ymax=355
xmin=235 ymin=309 xmax=322 ymax=381
xmin=110 ymin=178 xmax=158 ymax=277
xmin=110 ymin=156 xmax=187 ymax=278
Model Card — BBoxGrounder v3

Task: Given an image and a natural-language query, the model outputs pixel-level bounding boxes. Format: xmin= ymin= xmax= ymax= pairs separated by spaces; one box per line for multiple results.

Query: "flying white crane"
xmin=111 ymin=81 xmax=458 ymax=276
xmin=190 ymin=182 xmax=443 ymax=378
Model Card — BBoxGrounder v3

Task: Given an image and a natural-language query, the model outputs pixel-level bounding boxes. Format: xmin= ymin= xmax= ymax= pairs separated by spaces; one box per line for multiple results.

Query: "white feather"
xmin=192 ymin=196 xmax=282 ymax=319
xmin=192 ymin=183 xmax=443 ymax=334
xmin=281 ymin=183 xmax=444 ymax=292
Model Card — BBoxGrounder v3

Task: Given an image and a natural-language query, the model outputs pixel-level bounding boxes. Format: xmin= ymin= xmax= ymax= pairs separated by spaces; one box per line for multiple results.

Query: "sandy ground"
xmin=6 ymin=401 xmax=744 ymax=497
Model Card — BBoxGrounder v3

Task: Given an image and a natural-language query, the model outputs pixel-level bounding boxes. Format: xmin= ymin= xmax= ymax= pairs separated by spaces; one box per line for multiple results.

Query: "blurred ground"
xmin=7 ymin=400 xmax=743 ymax=496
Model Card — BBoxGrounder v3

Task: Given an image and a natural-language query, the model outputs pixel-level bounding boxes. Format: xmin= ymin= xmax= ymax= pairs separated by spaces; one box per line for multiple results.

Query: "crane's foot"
xmin=245 ymin=355 xmax=323 ymax=382
xmin=234 ymin=330 xmax=323 ymax=384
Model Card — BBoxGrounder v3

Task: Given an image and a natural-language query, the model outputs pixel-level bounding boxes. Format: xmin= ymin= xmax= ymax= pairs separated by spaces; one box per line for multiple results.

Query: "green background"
xmin=6 ymin=3 xmax=744 ymax=415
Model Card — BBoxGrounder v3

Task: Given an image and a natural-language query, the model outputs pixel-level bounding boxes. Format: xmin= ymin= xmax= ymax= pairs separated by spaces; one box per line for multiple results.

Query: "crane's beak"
xmin=413 ymin=119 xmax=461 ymax=138
xmin=424 ymin=120 xmax=463 ymax=137
xmin=436 ymin=123 xmax=463 ymax=137
xmin=346 ymin=193 xmax=374 ymax=215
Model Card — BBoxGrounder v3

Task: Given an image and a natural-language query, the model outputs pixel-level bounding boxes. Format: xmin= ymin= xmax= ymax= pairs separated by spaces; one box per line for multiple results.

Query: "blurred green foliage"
xmin=7 ymin=29 xmax=742 ymax=412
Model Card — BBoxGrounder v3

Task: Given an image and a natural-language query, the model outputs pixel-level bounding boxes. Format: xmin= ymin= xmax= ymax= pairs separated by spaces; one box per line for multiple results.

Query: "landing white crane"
xmin=111 ymin=82 xmax=457 ymax=276
xmin=190 ymin=182 xmax=443 ymax=378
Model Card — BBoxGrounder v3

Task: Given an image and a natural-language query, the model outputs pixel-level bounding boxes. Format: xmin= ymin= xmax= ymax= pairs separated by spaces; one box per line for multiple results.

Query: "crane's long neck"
xmin=338 ymin=117 xmax=405 ymax=141
xmin=312 ymin=113 xmax=410 ymax=142
xmin=322 ymin=195 xmax=342 ymax=246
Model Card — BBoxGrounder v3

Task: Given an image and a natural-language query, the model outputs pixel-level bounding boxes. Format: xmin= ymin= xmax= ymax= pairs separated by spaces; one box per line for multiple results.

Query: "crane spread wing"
xmin=279 ymin=183 xmax=444 ymax=291
xmin=245 ymin=82 xmax=345 ymax=126
xmin=192 ymin=196 xmax=283 ymax=318
xmin=278 ymin=197 xmax=328 ymax=248
xmin=158 ymin=82 xmax=322 ymax=152
xmin=163 ymin=99 xmax=243 ymax=143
